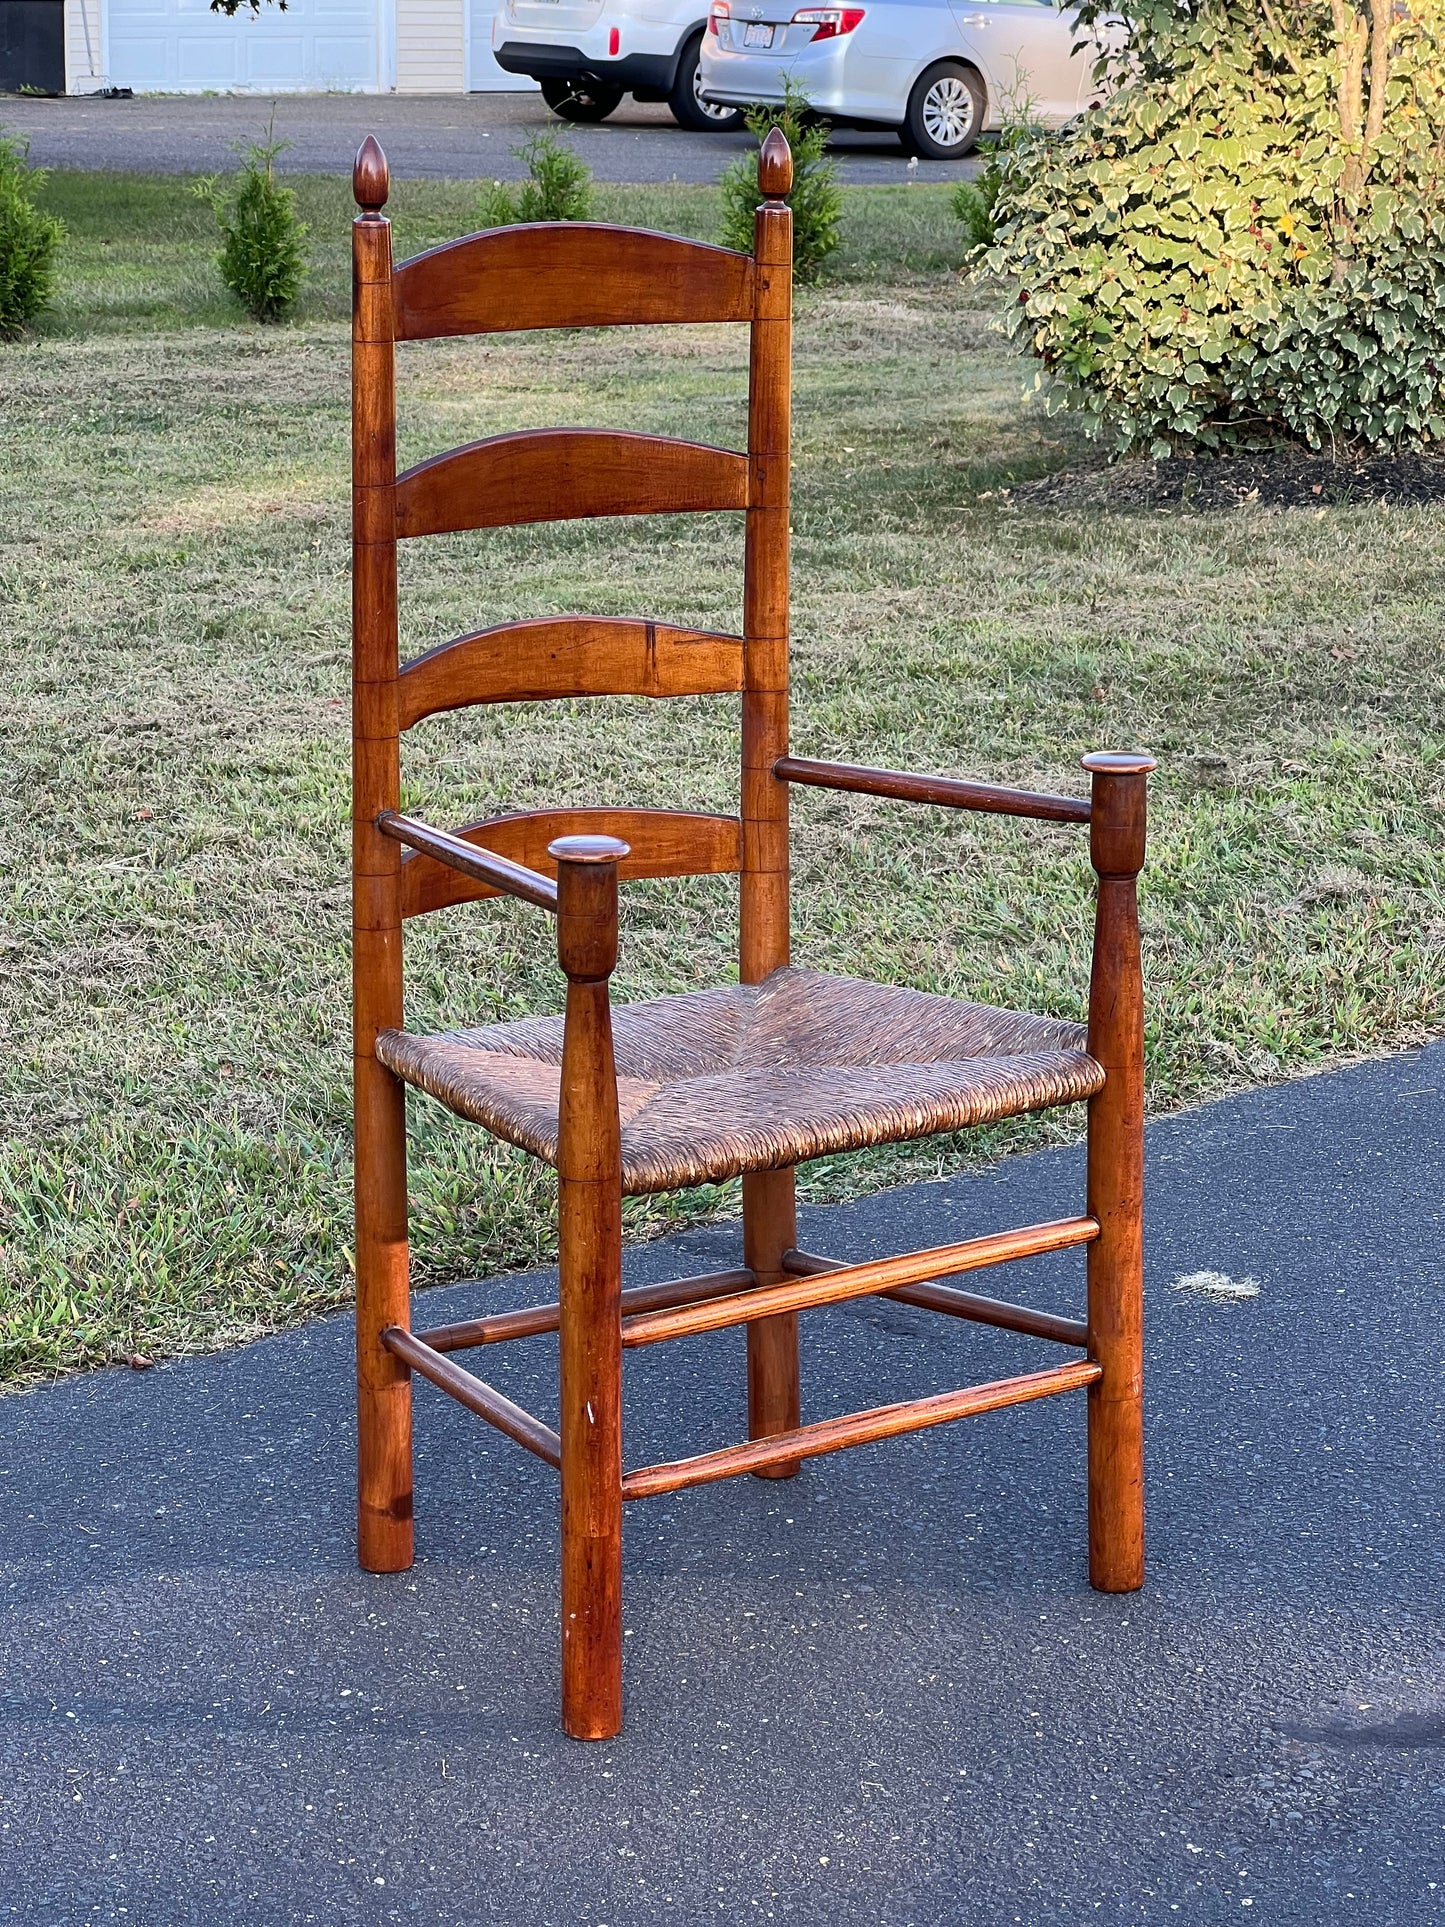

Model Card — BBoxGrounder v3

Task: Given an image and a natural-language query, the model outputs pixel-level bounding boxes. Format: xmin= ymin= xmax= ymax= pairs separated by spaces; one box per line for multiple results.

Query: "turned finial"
xmin=353 ymin=135 xmax=389 ymax=215
xmin=758 ymin=128 xmax=793 ymax=201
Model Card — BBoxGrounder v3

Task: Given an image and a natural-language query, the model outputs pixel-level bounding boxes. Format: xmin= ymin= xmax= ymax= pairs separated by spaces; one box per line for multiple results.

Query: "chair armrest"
xmin=773 ymin=755 xmax=1092 ymax=825
xmin=377 ymin=810 xmax=559 ymax=912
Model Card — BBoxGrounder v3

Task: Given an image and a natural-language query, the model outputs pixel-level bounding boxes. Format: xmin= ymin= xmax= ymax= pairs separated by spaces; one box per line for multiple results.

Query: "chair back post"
xmin=351 ymin=135 xmax=414 ymax=1575
xmin=740 ymin=128 xmax=794 ymax=986
xmin=552 ymin=833 xmax=628 ymax=1739
xmin=1081 ymin=749 xmax=1155 ymax=1595
xmin=738 ymin=130 xmax=803 ymax=1475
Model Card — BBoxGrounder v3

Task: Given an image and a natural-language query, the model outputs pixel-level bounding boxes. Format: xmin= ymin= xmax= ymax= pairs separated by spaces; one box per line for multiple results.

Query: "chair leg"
xmin=559 ymin=1168 xmax=624 ymax=1741
xmin=1085 ymin=1085 xmax=1144 ymax=1592
xmin=355 ymin=1054 xmax=414 ymax=1573
xmin=553 ymin=836 xmax=626 ymax=1740
xmin=743 ymin=1167 xmax=801 ymax=1479
xmin=1082 ymin=752 xmax=1151 ymax=1594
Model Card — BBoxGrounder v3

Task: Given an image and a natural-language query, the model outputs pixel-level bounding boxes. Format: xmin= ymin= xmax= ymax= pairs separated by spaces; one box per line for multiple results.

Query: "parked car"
xmin=493 ymin=0 xmax=748 ymax=129
xmin=699 ymin=0 xmax=1109 ymax=157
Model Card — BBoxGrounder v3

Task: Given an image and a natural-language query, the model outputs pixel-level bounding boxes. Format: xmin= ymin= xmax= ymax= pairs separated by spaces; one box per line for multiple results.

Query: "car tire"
xmin=668 ymin=31 xmax=747 ymax=131
xmin=900 ymin=61 xmax=985 ymax=159
xmin=540 ymin=76 xmax=626 ymax=122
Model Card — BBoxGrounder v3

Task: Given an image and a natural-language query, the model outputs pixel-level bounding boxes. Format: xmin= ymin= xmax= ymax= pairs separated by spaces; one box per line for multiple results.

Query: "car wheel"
xmin=540 ymin=76 xmax=625 ymax=122
xmin=668 ymin=31 xmax=747 ymax=131
xmin=900 ymin=61 xmax=985 ymax=159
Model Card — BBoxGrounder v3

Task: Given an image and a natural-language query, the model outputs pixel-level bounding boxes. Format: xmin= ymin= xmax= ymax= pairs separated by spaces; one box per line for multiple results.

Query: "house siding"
xmin=65 ymin=0 xmax=104 ymax=91
xmin=395 ymin=0 xmax=464 ymax=90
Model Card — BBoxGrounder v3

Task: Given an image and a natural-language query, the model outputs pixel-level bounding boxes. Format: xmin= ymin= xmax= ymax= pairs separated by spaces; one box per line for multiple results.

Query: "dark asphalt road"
xmin=0 ymin=91 xmax=978 ymax=185
xmin=1 ymin=1041 xmax=1442 ymax=1924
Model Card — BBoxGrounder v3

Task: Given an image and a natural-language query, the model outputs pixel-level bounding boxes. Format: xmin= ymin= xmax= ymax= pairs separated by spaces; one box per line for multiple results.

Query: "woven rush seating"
xmin=376 ymin=967 xmax=1105 ymax=1195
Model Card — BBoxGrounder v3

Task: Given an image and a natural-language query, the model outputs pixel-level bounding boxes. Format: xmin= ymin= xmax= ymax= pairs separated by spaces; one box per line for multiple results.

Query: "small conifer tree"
xmin=0 ymin=129 xmax=65 ymax=340
xmin=195 ymin=116 xmax=308 ymax=324
xmin=478 ymin=133 xmax=594 ymax=227
xmin=718 ymin=82 xmax=842 ymax=283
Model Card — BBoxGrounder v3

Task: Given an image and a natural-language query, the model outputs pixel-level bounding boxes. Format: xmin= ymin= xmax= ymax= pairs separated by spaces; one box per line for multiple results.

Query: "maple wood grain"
xmin=394 ymin=428 xmax=748 ymax=540
xmin=398 ymin=617 xmax=744 ymax=727
xmin=393 ymin=222 xmax=754 ymax=340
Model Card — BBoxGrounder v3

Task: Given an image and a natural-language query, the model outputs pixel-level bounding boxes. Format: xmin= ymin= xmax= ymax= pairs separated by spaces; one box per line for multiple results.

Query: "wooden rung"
xmin=621 ymin=1359 xmax=1103 ymax=1500
xmin=620 ymin=1217 xmax=1099 ymax=1348
xmin=783 ymin=1249 xmax=1088 ymax=1348
xmin=415 ymin=1267 xmax=757 ymax=1353
xmin=382 ymin=1326 xmax=561 ymax=1468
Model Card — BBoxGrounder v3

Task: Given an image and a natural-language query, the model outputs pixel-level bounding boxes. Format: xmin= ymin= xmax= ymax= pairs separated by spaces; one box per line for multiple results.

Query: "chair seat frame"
xmin=349 ymin=131 xmax=1153 ymax=1741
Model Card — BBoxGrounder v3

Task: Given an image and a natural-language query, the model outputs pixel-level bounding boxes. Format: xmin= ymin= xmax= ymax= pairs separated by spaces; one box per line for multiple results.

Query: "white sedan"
xmin=700 ymin=0 xmax=1107 ymax=158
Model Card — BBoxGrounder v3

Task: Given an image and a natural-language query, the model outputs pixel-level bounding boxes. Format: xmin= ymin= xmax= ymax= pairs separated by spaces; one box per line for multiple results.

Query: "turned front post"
xmin=1081 ymin=750 xmax=1155 ymax=1593
xmin=351 ymin=135 xmax=414 ymax=1575
xmin=740 ymin=128 xmax=801 ymax=1472
xmin=553 ymin=833 xmax=628 ymax=1739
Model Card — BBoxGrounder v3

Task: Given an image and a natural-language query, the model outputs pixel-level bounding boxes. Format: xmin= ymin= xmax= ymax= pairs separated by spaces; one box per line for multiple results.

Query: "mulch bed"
xmin=1008 ymin=445 xmax=1445 ymax=512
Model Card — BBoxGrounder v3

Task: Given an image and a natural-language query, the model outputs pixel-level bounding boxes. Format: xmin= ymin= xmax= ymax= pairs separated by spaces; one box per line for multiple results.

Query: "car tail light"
xmin=790 ymin=6 xmax=864 ymax=38
xmin=608 ymin=23 xmax=619 ymax=51
xmin=708 ymin=0 xmax=729 ymax=33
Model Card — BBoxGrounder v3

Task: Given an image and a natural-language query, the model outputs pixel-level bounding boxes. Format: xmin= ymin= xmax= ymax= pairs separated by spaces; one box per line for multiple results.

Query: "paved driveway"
xmin=0 ymin=91 xmax=979 ymax=183
xmin=1 ymin=1041 xmax=1441 ymax=1923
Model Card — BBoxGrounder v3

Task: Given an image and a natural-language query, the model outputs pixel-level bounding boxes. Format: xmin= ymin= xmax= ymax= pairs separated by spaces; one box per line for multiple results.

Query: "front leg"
xmin=1081 ymin=752 xmax=1154 ymax=1594
xmin=553 ymin=834 xmax=628 ymax=1739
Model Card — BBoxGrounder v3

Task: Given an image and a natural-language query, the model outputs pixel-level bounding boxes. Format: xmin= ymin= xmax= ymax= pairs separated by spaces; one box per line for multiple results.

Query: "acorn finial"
xmin=353 ymin=135 xmax=389 ymax=215
xmin=758 ymin=128 xmax=793 ymax=201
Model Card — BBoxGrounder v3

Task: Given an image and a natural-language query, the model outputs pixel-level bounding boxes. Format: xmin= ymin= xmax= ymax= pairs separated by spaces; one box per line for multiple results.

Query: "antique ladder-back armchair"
xmin=350 ymin=129 xmax=1154 ymax=1741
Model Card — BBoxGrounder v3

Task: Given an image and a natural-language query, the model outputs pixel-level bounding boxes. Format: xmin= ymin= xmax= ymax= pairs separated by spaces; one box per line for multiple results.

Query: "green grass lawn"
xmin=2 ymin=171 xmax=1442 ymax=1385
xmin=30 ymin=170 xmax=967 ymax=332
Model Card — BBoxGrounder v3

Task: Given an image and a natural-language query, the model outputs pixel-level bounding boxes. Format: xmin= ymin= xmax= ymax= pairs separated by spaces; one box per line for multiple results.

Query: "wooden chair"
xmin=350 ymin=129 xmax=1155 ymax=1741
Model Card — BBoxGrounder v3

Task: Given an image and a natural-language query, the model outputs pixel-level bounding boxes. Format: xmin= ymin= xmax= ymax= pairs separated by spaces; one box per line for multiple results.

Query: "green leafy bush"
xmin=952 ymin=108 xmax=1043 ymax=258
xmin=478 ymin=133 xmax=593 ymax=226
xmin=985 ymin=0 xmax=1445 ymax=453
xmin=718 ymin=82 xmax=843 ymax=282
xmin=194 ymin=124 xmax=307 ymax=323
xmin=0 ymin=129 xmax=65 ymax=340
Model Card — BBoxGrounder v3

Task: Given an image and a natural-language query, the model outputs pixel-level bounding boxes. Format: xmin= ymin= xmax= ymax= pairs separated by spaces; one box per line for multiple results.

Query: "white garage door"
xmin=106 ymin=0 xmax=382 ymax=92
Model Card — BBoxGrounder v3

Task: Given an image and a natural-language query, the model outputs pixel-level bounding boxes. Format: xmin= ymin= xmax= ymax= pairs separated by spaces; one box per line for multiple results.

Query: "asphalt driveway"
xmin=0 ymin=1039 xmax=1441 ymax=1923
xmin=0 ymin=91 xmax=980 ymax=183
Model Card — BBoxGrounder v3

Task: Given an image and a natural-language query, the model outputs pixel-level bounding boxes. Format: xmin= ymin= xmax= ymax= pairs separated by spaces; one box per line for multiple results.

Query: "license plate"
xmin=744 ymin=22 xmax=775 ymax=45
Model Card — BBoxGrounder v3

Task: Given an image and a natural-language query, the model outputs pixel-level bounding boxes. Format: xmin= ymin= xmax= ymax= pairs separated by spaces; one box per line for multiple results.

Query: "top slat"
xmin=392 ymin=224 xmax=756 ymax=340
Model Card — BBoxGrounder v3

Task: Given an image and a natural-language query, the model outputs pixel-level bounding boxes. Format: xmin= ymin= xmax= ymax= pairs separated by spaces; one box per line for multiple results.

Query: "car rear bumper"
xmin=699 ymin=36 xmax=902 ymax=120
xmin=494 ymin=37 xmax=680 ymax=89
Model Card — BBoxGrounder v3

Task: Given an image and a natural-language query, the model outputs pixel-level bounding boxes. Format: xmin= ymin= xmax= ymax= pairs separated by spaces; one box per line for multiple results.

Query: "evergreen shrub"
xmin=478 ymin=133 xmax=593 ymax=226
xmin=195 ymin=124 xmax=308 ymax=324
xmin=0 ymin=130 xmax=65 ymax=340
xmin=718 ymin=82 xmax=843 ymax=282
